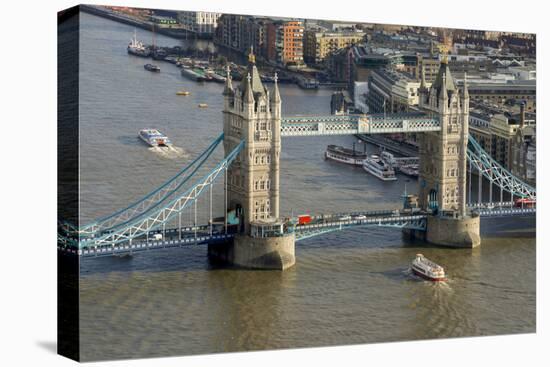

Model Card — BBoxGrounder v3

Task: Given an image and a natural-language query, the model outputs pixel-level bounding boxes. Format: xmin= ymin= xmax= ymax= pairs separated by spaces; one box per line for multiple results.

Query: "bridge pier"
xmin=426 ymin=213 xmax=480 ymax=248
xmin=207 ymin=233 xmax=295 ymax=270
xmin=402 ymin=213 xmax=480 ymax=248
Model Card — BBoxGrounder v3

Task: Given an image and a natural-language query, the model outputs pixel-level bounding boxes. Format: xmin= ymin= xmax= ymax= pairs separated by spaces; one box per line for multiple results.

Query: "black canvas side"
xmin=57 ymin=5 xmax=80 ymax=362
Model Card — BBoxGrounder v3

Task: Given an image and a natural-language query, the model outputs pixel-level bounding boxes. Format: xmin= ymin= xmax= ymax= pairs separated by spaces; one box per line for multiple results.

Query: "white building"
xmin=508 ymin=66 xmax=536 ymax=80
xmin=177 ymin=11 xmax=222 ymax=35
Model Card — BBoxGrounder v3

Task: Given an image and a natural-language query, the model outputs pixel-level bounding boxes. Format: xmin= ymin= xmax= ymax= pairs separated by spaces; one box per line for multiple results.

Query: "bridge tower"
xmin=416 ymin=59 xmax=480 ymax=247
xmin=208 ymin=47 xmax=295 ymax=269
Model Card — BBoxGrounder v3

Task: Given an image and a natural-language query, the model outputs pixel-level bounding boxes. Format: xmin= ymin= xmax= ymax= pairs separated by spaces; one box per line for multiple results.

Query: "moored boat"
xmin=411 ymin=254 xmax=446 ymax=281
xmin=127 ymin=29 xmax=150 ymax=57
xmin=362 ymin=155 xmax=397 ymax=181
xmin=325 ymin=144 xmax=366 ymax=166
xmin=181 ymin=67 xmax=206 ymax=82
xmin=138 ymin=129 xmax=171 ymax=147
xmin=399 ymin=164 xmax=419 ymax=177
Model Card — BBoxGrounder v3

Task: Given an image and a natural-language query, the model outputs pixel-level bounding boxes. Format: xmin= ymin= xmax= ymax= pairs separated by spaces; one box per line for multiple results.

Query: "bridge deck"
xmin=60 ymin=205 xmax=535 ymax=257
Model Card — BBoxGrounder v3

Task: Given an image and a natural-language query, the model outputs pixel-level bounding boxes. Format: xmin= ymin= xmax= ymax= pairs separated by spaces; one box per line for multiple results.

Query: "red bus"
xmin=514 ymin=198 xmax=536 ymax=208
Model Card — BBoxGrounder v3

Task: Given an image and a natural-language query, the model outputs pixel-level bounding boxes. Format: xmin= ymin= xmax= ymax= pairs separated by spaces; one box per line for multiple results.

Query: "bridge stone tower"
xmin=208 ymin=48 xmax=296 ymax=269
xmin=416 ymin=59 xmax=480 ymax=247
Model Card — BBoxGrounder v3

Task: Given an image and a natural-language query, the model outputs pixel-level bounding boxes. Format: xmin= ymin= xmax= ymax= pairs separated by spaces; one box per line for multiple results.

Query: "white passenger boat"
xmin=325 ymin=144 xmax=367 ymax=166
xmin=362 ymin=155 xmax=397 ymax=181
xmin=411 ymin=254 xmax=446 ymax=281
xmin=138 ymin=129 xmax=171 ymax=147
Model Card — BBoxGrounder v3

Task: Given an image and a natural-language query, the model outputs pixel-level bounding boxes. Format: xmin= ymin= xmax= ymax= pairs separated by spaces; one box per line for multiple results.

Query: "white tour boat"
xmin=411 ymin=254 xmax=447 ymax=281
xmin=362 ymin=155 xmax=397 ymax=181
xmin=138 ymin=129 xmax=171 ymax=147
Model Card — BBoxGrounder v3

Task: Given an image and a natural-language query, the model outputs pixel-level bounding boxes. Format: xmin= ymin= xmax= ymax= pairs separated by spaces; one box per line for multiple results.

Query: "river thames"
xmin=77 ymin=12 xmax=536 ymax=361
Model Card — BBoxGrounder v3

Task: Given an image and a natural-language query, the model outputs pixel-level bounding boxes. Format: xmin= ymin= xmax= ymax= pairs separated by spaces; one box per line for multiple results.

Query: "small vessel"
xmin=399 ymin=164 xmax=419 ymax=177
xmin=411 ymin=254 xmax=446 ymax=281
xmin=152 ymin=48 xmax=168 ymax=60
xmin=325 ymin=144 xmax=366 ymax=166
xmin=362 ymin=155 xmax=397 ymax=181
xmin=198 ymin=103 xmax=208 ymax=108
xmin=138 ymin=129 xmax=171 ymax=147
xmin=380 ymin=150 xmax=397 ymax=167
xmin=127 ymin=29 xmax=151 ymax=57
xmin=144 ymin=64 xmax=160 ymax=72
xmin=297 ymin=76 xmax=320 ymax=89
xmin=209 ymin=73 xmax=227 ymax=83
xmin=176 ymin=90 xmax=191 ymax=96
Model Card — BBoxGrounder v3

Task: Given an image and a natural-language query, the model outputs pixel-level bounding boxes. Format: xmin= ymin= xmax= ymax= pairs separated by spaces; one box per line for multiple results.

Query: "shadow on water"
xmin=371 ymin=267 xmax=413 ymax=282
xmin=80 ymin=245 xmax=211 ymax=276
xmin=80 ymin=245 xmax=289 ymax=277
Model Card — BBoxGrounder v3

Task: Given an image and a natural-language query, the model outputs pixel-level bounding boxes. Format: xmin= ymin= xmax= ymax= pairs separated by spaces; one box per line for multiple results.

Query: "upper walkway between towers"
xmin=281 ymin=113 xmax=440 ymax=136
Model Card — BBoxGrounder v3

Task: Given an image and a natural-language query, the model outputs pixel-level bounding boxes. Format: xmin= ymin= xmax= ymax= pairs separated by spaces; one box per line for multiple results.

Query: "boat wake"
xmin=148 ymin=145 xmax=187 ymax=159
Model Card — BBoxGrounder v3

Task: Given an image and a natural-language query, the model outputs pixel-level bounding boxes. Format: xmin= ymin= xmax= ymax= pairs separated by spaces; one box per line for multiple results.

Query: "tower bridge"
xmin=58 ymin=49 xmax=536 ymax=269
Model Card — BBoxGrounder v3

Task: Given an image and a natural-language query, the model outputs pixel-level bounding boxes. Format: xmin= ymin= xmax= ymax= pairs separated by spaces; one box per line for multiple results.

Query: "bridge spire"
xmin=462 ymin=71 xmax=469 ymax=99
xmin=272 ymin=72 xmax=281 ymax=104
xmin=223 ymin=64 xmax=233 ymax=96
xmin=440 ymin=72 xmax=448 ymax=110
xmin=244 ymin=72 xmax=255 ymax=104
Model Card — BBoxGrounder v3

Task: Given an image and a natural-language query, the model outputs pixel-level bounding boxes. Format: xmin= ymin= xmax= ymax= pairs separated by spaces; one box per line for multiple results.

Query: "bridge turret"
xmin=418 ymin=66 xmax=429 ymax=106
xmin=439 ymin=72 xmax=449 ymax=113
xmin=458 ymin=72 xmax=470 ymax=216
xmin=462 ymin=72 xmax=469 ymax=110
xmin=214 ymin=47 xmax=294 ymax=269
xmin=221 ymin=46 xmax=283 ymax=234
xmin=418 ymin=59 xmax=467 ymax=215
xmin=415 ymin=61 xmax=480 ymax=248
xmin=243 ymin=73 xmax=255 ymax=112
xmin=223 ymin=65 xmax=234 ymax=110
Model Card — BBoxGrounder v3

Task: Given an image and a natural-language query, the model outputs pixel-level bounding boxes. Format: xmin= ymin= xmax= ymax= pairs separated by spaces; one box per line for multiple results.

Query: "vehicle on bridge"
xmin=297 ymin=215 xmax=312 ymax=225
xmin=514 ymin=198 xmax=536 ymax=208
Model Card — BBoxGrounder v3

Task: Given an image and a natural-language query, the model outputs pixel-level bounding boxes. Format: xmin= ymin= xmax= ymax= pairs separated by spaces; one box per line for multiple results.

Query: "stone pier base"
xmin=208 ymin=233 xmax=296 ymax=270
xmin=426 ymin=214 xmax=481 ymax=248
